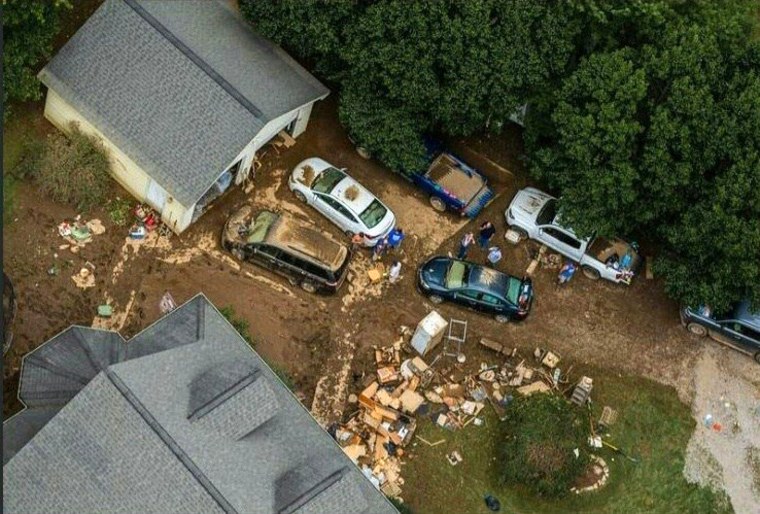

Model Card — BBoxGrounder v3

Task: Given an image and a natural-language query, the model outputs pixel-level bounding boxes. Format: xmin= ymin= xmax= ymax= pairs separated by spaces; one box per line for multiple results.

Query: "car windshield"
xmin=537 ymin=199 xmax=557 ymax=225
xmin=359 ymin=199 xmax=388 ymax=229
xmin=312 ymin=167 xmax=346 ymax=194
xmin=445 ymin=261 xmax=468 ymax=289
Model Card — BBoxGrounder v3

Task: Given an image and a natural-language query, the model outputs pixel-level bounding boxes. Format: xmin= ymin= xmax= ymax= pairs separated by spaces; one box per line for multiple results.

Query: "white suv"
xmin=289 ymin=158 xmax=396 ymax=247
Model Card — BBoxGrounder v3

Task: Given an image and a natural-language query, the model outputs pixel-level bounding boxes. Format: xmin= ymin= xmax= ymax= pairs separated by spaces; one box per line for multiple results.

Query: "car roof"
xmin=265 ymin=215 xmax=348 ymax=271
xmin=467 ymin=266 xmax=512 ymax=295
xmin=329 ymin=176 xmax=375 ymax=214
xmin=734 ymin=300 xmax=760 ymax=330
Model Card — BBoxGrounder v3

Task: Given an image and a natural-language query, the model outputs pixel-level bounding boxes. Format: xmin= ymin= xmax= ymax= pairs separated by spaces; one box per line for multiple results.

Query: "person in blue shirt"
xmin=387 ymin=227 xmax=405 ymax=251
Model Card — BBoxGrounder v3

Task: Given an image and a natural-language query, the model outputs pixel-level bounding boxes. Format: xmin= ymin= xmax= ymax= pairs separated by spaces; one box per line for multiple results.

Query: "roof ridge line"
xmin=187 ymin=368 xmax=260 ymax=422
xmin=104 ymin=368 xmax=239 ymax=514
xmin=121 ymin=0 xmax=266 ymax=121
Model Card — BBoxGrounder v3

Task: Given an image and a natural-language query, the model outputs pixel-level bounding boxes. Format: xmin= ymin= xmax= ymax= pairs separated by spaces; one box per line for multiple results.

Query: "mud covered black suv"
xmin=222 ymin=205 xmax=352 ymax=294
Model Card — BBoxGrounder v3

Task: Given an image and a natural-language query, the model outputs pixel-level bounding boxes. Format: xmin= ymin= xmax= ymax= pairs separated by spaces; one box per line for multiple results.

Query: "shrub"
xmin=21 ymin=122 xmax=112 ymax=211
xmin=106 ymin=196 xmax=133 ymax=227
xmin=500 ymin=393 xmax=589 ymax=498
xmin=219 ymin=305 xmax=254 ymax=347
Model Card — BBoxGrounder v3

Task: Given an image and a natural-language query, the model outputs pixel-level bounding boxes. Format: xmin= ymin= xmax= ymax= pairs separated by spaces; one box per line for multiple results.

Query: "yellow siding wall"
xmin=43 ymin=89 xmax=192 ymax=233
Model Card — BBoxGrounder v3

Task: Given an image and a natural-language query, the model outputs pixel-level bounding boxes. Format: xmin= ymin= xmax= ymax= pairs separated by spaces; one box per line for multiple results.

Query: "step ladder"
xmin=442 ymin=319 xmax=468 ymax=358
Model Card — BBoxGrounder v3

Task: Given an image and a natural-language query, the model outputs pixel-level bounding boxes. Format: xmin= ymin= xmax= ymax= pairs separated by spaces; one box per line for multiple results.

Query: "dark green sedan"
xmin=417 ymin=256 xmax=534 ymax=323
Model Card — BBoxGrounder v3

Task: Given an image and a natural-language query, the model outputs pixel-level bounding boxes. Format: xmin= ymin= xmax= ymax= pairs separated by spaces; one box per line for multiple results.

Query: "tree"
xmin=2 ymin=0 xmax=71 ymax=110
xmin=500 ymin=393 xmax=589 ymax=498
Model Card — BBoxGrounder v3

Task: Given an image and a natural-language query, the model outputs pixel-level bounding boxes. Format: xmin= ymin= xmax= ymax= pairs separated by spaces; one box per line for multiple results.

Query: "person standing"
xmin=486 ymin=246 xmax=502 ymax=266
xmin=372 ymin=237 xmax=387 ymax=261
xmin=387 ymin=227 xmax=405 ymax=251
xmin=388 ymin=261 xmax=402 ymax=284
xmin=458 ymin=232 xmax=475 ymax=259
xmin=478 ymin=221 xmax=496 ymax=249
xmin=351 ymin=232 xmax=367 ymax=249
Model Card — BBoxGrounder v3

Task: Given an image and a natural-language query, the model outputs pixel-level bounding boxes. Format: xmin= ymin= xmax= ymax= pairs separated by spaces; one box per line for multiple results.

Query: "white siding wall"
xmin=43 ymin=88 xmax=193 ymax=233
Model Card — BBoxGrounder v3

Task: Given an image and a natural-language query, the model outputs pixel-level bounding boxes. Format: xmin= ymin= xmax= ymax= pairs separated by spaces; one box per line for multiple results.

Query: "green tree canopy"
xmin=241 ymin=0 xmax=760 ymax=309
xmin=2 ymin=0 xmax=71 ymax=111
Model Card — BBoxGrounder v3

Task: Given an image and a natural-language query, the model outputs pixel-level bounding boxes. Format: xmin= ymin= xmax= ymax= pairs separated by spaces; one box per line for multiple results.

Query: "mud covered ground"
xmin=4 ymin=98 xmax=758 ymax=512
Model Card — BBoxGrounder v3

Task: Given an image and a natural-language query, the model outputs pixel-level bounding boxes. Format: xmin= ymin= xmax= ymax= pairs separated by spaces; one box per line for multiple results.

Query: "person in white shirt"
xmin=388 ymin=261 xmax=402 ymax=284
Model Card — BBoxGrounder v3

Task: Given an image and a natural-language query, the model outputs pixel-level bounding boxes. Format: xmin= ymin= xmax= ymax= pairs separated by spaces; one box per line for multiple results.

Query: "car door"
xmin=454 ymin=288 xmax=481 ymax=310
xmin=710 ymin=321 xmax=760 ymax=356
xmin=312 ymin=193 xmax=345 ymax=229
xmin=538 ymin=226 xmax=584 ymax=261
xmin=252 ymin=244 xmax=283 ymax=274
xmin=480 ymin=293 xmax=508 ymax=315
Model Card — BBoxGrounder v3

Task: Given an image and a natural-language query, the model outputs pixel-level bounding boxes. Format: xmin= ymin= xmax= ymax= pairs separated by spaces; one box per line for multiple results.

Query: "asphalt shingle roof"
xmin=38 ymin=0 xmax=328 ymax=207
xmin=3 ymin=295 xmax=396 ymax=514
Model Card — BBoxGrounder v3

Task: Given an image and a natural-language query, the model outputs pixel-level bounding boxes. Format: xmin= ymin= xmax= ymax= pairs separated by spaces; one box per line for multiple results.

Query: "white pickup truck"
xmin=505 ymin=188 xmax=641 ymax=284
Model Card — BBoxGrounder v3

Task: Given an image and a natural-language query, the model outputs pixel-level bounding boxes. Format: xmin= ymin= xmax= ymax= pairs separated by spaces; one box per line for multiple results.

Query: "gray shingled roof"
xmin=3 ymin=295 xmax=397 ymax=514
xmin=38 ymin=0 xmax=329 ymax=207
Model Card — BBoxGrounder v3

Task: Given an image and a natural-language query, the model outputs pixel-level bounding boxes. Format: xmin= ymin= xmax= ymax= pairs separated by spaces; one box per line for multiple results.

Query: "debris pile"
xmin=58 ymin=216 xmax=105 ymax=251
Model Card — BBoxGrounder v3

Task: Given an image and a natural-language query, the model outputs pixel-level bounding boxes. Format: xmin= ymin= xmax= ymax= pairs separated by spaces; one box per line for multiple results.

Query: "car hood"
xmin=510 ymin=187 xmax=554 ymax=218
xmin=419 ymin=257 xmax=450 ymax=287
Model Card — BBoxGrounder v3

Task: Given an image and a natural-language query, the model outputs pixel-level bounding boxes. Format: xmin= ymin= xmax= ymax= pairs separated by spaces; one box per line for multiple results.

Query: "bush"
xmin=500 ymin=393 xmax=589 ymax=498
xmin=219 ymin=305 xmax=254 ymax=347
xmin=19 ymin=123 xmax=112 ymax=211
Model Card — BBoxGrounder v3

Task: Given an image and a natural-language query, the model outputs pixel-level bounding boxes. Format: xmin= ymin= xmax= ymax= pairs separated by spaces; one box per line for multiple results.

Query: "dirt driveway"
xmin=4 ymin=98 xmax=758 ymax=512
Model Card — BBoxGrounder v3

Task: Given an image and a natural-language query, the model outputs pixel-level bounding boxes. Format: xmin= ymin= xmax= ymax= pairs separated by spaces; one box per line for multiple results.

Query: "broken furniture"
xmin=570 ymin=376 xmax=593 ymax=406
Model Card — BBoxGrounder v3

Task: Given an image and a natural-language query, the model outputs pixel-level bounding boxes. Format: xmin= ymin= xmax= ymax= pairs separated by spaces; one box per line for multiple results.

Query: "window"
xmin=458 ymin=289 xmax=480 ymax=300
xmin=257 ymin=245 xmax=280 ymax=259
xmin=732 ymin=323 xmax=760 ymax=342
xmin=543 ymin=227 xmax=582 ymax=249
xmin=321 ymin=196 xmax=357 ymax=222
xmin=359 ymin=199 xmax=388 ymax=229
xmin=537 ymin=199 xmax=557 ymax=225
xmin=480 ymin=294 xmax=504 ymax=306
xmin=312 ymin=167 xmax=346 ymax=194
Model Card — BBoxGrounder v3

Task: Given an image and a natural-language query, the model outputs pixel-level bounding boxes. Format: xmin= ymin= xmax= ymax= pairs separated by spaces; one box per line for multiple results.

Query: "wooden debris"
xmin=417 ymin=436 xmax=446 ymax=447
xmin=517 ymin=381 xmax=551 ymax=396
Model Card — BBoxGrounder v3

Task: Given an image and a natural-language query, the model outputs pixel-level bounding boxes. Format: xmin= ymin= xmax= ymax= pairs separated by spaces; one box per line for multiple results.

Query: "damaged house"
xmin=37 ymin=0 xmax=329 ymax=233
xmin=3 ymin=295 xmax=396 ymax=514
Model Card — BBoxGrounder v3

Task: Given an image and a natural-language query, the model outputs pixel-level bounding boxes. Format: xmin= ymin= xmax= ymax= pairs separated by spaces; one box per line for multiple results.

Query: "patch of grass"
xmin=105 ymin=196 xmax=133 ymax=227
xmin=403 ymin=372 xmax=733 ymax=514
xmin=3 ymin=174 xmax=19 ymax=224
xmin=748 ymin=446 xmax=760 ymax=494
xmin=219 ymin=305 xmax=254 ymax=347
xmin=20 ymin=122 xmax=111 ymax=212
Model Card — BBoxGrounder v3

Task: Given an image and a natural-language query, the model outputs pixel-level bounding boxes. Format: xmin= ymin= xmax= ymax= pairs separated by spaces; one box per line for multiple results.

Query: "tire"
xmin=581 ymin=265 xmax=601 ymax=280
xmin=754 ymin=352 xmax=760 ymax=365
xmin=428 ymin=294 xmax=444 ymax=304
xmin=345 ymin=230 xmax=354 ymax=237
xmin=687 ymin=323 xmax=708 ymax=337
xmin=231 ymin=247 xmax=245 ymax=261
xmin=494 ymin=314 xmax=510 ymax=324
xmin=287 ymin=276 xmax=299 ymax=286
xmin=429 ymin=196 xmax=447 ymax=212
xmin=294 ymin=190 xmax=307 ymax=203
xmin=300 ymin=280 xmax=317 ymax=294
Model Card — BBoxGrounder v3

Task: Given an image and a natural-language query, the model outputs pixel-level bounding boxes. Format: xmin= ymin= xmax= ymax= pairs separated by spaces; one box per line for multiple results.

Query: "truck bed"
xmin=427 ymin=153 xmax=485 ymax=205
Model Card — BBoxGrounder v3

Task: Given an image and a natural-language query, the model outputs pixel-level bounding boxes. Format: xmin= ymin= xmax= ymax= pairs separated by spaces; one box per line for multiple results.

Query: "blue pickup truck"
xmin=402 ymin=139 xmax=495 ymax=217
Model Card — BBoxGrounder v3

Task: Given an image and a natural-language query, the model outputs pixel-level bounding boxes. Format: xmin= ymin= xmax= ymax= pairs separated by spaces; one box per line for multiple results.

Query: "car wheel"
xmin=287 ymin=276 xmax=299 ymax=286
xmin=754 ymin=352 xmax=760 ymax=365
xmin=429 ymin=196 xmax=447 ymax=212
xmin=428 ymin=294 xmax=444 ymax=304
xmin=294 ymin=190 xmax=307 ymax=203
xmin=581 ymin=266 xmax=601 ymax=280
xmin=687 ymin=323 xmax=707 ymax=337
xmin=231 ymin=247 xmax=245 ymax=261
xmin=494 ymin=314 xmax=510 ymax=324
xmin=345 ymin=230 xmax=354 ymax=238
xmin=300 ymin=280 xmax=317 ymax=294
